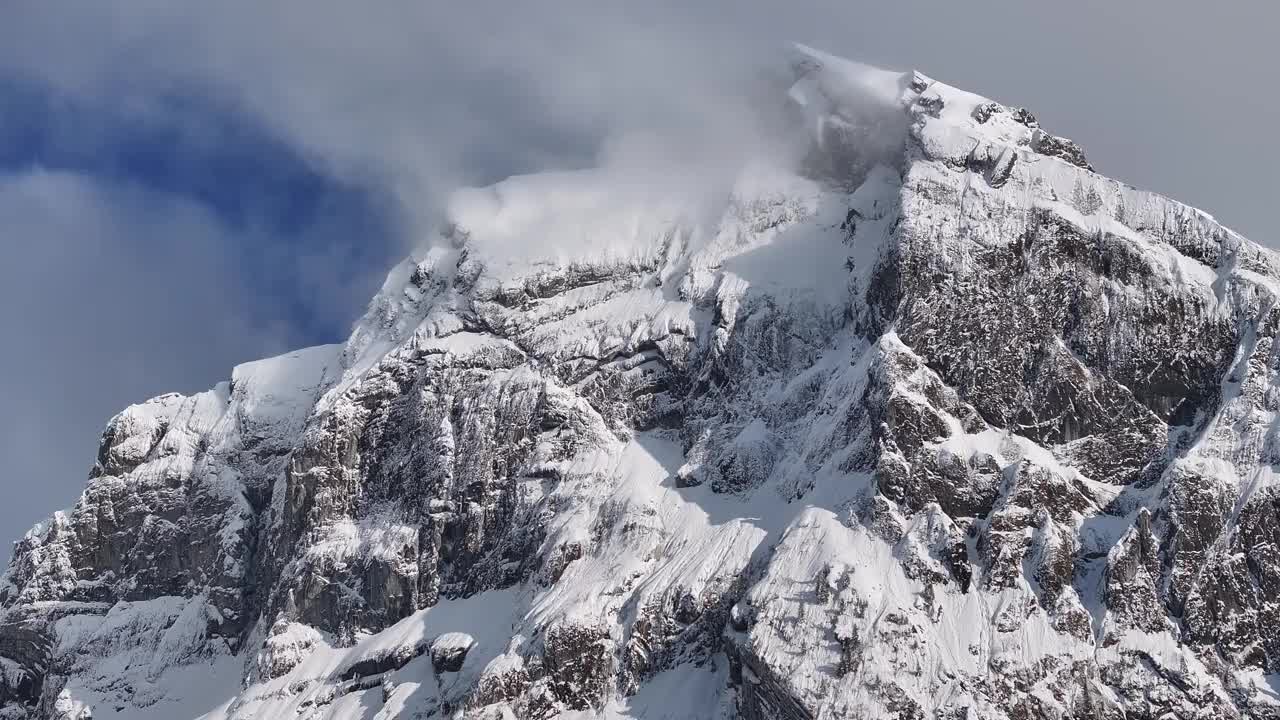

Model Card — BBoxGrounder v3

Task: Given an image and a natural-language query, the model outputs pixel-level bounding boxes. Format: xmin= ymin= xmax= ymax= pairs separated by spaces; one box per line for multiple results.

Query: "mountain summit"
xmin=4 ymin=46 xmax=1279 ymax=719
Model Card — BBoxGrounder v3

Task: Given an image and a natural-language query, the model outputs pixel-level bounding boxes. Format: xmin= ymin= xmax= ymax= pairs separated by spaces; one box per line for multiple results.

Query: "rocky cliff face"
xmin=4 ymin=45 xmax=1280 ymax=719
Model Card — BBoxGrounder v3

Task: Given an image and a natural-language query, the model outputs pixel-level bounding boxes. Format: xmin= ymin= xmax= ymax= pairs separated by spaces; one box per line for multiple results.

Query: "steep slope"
xmin=4 ymin=46 xmax=1280 ymax=719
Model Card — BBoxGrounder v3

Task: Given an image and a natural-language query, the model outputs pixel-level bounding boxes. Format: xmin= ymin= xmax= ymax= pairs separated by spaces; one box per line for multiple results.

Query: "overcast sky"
xmin=0 ymin=0 xmax=1275 ymax=541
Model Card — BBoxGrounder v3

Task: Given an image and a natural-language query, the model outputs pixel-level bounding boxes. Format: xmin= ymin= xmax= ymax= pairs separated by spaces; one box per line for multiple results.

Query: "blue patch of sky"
xmin=0 ymin=73 xmax=401 ymax=345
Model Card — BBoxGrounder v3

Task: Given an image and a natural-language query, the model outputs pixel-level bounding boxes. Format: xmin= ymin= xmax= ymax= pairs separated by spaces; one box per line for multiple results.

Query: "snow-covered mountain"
xmin=4 ymin=45 xmax=1280 ymax=719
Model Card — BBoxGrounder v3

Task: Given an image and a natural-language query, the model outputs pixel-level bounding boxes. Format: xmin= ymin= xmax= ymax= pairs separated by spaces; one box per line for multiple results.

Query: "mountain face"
xmin=4 ymin=45 xmax=1280 ymax=720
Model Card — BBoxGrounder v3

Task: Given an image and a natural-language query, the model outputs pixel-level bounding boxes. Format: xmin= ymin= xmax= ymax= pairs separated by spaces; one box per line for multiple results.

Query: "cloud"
xmin=0 ymin=2 xmax=833 ymax=233
xmin=6 ymin=1 xmax=1273 ymax=239
xmin=0 ymin=168 xmax=312 ymax=533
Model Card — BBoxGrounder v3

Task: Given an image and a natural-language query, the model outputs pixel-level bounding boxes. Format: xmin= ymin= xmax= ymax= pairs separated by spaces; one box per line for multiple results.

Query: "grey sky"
xmin=0 ymin=1 xmax=1275 ymax=540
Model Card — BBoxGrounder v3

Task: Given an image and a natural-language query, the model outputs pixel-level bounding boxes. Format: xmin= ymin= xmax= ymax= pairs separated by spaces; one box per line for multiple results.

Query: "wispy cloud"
xmin=0 ymin=169 xmax=305 ymax=529
xmin=0 ymin=2 xmax=833 ymax=230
